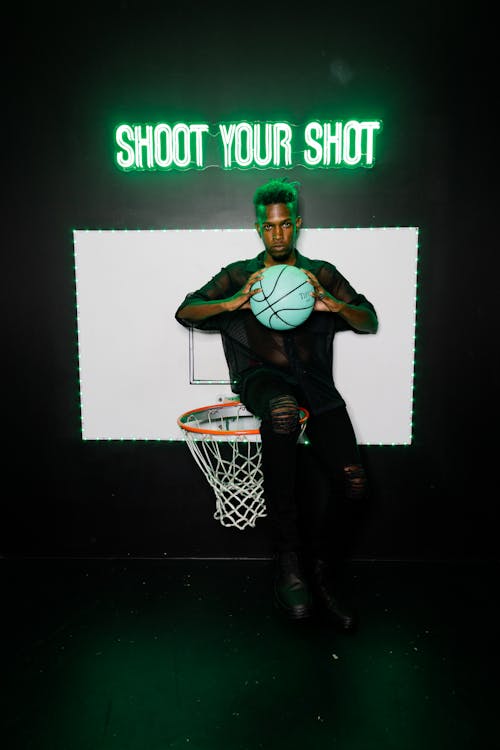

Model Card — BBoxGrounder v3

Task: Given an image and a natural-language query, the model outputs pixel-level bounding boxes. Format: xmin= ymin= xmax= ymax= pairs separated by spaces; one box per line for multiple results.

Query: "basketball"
xmin=250 ymin=264 xmax=315 ymax=331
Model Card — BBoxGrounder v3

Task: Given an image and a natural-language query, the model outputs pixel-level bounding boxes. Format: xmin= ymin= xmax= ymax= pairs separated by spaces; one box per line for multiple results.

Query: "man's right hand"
xmin=176 ymin=270 xmax=264 ymax=322
xmin=228 ymin=270 xmax=263 ymax=311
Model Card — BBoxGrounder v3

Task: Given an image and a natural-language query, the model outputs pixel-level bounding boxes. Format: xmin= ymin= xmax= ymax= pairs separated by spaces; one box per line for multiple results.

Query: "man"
xmin=175 ymin=178 xmax=378 ymax=630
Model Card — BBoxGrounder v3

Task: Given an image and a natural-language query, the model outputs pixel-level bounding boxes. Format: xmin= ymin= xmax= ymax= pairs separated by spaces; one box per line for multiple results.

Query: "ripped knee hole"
xmin=344 ymin=464 xmax=367 ymax=498
xmin=269 ymin=395 xmax=300 ymax=435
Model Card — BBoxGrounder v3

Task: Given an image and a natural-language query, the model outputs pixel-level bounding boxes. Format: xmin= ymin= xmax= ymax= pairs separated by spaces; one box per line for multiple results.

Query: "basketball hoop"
xmin=177 ymin=401 xmax=309 ymax=530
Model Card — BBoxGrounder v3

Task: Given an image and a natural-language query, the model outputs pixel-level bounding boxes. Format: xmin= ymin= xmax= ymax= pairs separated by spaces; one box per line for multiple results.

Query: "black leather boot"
xmin=274 ymin=551 xmax=312 ymax=620
xmin=309 ymin=558 xmax=357 ymax=632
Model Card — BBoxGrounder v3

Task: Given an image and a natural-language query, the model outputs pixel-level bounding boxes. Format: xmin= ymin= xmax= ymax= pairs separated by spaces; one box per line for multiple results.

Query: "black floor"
xmin=1 ymin=557 xmax=498 ymax=750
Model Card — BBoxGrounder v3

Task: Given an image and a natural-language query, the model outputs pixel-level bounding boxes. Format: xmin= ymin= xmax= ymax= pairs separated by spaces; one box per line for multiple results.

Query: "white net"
xmin=184 ymin=432 xmax=265 ymax=530
xmin=178 ymin=402 xmax=307 ymax=530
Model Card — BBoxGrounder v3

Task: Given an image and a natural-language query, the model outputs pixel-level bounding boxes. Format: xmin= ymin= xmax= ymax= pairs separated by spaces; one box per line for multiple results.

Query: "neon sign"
xmin=114 ymin=119 xmax=382 ymax=172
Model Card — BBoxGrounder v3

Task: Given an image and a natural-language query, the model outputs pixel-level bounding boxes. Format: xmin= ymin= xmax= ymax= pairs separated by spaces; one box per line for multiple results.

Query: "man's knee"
xmin=268 ymin=395 xmax=300 ymax=436
xmin=344 ymin=464 xmax=367 ymax=499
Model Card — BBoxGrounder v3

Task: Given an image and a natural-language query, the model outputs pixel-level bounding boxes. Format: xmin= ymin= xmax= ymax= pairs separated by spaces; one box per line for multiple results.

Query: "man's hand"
xmin=301 ymin=269 xmax=378 ymax=333
xmin=177 ymin=270 xmax=264 ymax=321
xmin=228 ymin=270 xmax=263 ymax=311
xmin=301 ymin=269 xmax=344 ymax=312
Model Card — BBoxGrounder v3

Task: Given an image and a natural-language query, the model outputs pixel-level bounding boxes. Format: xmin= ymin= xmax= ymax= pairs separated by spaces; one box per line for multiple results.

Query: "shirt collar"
xmin=246 ymin=249 xmax=311 ymax=271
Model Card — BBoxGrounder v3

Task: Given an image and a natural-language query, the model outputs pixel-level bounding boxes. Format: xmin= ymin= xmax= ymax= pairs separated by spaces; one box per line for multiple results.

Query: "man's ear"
xmin=255 ymin=222 xmax=261 ymax=236
xmin=296 ymin=216 xmax=303 ymax=230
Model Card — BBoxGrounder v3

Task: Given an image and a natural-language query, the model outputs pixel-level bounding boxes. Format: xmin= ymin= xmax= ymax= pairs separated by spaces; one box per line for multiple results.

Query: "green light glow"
xmin=219 ymin=121 xmax=292 ymax=168
xmin=114 ymin=119 xmax=382 ymax=171
xmin=304 ymin=120 xmax=381 ymax=167
xmin=115 ymin=123 xmax=210 ymax=170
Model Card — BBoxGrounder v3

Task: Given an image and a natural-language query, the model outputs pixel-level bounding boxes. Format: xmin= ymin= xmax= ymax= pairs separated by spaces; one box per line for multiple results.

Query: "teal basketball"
xmin=250 ymin=264 xmax=315 ymax=331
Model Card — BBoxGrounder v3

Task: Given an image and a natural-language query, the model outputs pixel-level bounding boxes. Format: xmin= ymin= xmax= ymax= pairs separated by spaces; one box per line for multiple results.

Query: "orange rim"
xmin=177 ymin=401 xmax=309 ymax=436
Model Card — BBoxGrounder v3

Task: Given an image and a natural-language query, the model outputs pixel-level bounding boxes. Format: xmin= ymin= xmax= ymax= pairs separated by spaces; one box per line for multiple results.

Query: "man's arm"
xmin=176 ymin=269 xmax=263 ymax=323
xmin=302 ymin=268 xmax=378 ymax=334
xmin=322 ymin=297 xmax=378 ymax=333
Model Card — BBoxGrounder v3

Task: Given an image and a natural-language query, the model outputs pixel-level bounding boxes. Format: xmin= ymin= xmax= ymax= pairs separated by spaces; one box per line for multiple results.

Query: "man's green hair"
xmin=253 ymin=178 xmax=300 ymax=217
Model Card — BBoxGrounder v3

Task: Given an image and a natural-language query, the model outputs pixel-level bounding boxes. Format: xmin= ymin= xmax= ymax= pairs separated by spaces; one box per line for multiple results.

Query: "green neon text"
xmin=116 ymin=123 xmax=209 ymax=170
xmin=114 ymin=120 xmax=382 ymax=171
xmin=219 ymin=122 xmax=292 ymax=168
xmin=304 ymin=120 xmax=381 ymax=166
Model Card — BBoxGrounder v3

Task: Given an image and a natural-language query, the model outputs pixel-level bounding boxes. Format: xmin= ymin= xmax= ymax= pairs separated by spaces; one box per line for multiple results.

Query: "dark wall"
xmin=4 ymin=2 xmax=495 ymax=560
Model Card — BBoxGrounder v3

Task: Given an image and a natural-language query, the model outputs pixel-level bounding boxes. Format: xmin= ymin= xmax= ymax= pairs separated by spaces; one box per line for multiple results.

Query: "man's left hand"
xmin=301 ymin=269 xmax=344 ymax=313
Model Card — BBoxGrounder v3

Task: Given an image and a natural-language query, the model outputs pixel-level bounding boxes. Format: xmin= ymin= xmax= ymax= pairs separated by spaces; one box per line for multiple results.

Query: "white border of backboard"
xmin=73 ymin=228 xmax=418 ymax=444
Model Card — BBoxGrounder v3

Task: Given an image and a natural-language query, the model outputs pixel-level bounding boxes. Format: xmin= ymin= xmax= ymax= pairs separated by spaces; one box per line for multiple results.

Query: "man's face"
xmin=255 ymin=203 xmax=302 ymax=265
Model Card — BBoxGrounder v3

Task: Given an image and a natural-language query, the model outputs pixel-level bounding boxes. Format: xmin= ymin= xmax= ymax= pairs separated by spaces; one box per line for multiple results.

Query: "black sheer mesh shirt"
xmin=175 ymin=250 xmax=376 ymax=416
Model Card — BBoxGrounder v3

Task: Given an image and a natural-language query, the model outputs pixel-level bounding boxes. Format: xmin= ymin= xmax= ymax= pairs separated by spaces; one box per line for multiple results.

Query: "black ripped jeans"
xmin=242 ymin=372 xmax=365 ymax=561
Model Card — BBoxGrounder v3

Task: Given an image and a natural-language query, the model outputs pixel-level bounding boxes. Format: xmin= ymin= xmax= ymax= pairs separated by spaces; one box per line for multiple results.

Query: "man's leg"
xmin=242 ymin=375 xmax=311 ymax=620
xmin=303 ymin=405 xmax=367 ymax=556
xmin=300 ymin=406 xmax=368 ymax=631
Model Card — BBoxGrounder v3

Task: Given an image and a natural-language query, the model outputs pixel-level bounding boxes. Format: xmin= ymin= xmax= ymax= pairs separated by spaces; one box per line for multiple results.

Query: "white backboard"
xmin=73 ymin=227 xmax=418 ymax=444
